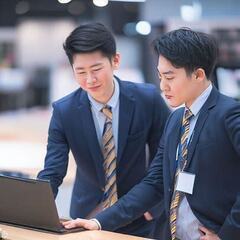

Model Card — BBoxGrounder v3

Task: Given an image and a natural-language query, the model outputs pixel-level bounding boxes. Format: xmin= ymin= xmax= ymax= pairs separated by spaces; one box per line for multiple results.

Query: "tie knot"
xmin=102 ymin=106 xmax=112 ymax=120
xmin=184 ymin=108 xmax=193 ymax=121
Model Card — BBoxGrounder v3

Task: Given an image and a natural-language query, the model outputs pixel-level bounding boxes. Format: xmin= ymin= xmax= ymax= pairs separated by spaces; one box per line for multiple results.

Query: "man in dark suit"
xmin=63 ymin=28 xmax=240 ymax=240
xmin=37 ymin=23 xmax=170 ymax=238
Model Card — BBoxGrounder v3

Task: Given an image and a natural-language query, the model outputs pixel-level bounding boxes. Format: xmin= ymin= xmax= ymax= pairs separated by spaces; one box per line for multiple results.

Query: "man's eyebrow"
xmin=75 ymin=63 xmax=103 ymax=70
xmin=161 ymin=70 xmax=174 ymax=75
xmin=157 ymin=69 xmax=174 ymax=75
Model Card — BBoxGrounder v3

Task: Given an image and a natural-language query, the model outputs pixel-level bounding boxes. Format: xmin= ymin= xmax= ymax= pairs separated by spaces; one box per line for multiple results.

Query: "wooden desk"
xmin=0 ymin=224 xmax=151 ymax=240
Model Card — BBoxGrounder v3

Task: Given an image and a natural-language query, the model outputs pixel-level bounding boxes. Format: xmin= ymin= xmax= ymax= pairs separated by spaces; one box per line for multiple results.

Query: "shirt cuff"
xmin=91 ymin=218 xmax=102 ymax=230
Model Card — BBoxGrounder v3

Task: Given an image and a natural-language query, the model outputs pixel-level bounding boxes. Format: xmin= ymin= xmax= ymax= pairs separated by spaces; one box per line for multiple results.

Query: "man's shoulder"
xmin=118 ymin=79 xmax=158 ymax=100
xmin=118 ymin=79 xmax=169 ymax=114
xmin=217 ymin=92 xmax=240 ymax=109
xmin=120 ymin=79 xmax=156 ymax=91
xmin=164 ymin=107 xmax=183 ymax=127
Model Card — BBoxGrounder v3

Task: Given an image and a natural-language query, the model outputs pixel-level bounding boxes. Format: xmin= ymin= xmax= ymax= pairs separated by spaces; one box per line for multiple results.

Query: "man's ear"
xmin=194 ymin=68 xmax=206 ymax=82
xmin=112 ymin=53 xmax=120 ymax=70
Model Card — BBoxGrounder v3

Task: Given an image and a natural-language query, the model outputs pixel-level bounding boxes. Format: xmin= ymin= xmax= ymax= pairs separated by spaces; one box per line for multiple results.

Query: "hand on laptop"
xmin=62 ymin=218 xmax=99 ymax=230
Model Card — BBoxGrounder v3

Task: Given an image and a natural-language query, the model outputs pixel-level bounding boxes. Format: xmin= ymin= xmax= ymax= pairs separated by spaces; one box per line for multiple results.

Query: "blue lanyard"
xmin=175 ymin=129 xmax=194 ymax=170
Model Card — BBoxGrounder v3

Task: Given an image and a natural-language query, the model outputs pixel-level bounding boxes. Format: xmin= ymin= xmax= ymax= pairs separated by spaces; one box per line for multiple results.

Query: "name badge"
xmin=176 ymin=171 xmax=195 ymax=195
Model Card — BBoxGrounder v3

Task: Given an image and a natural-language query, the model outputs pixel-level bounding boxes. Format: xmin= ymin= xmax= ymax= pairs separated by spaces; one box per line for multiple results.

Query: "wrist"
xmin=91 ymin=218 xmax=102 ymax=230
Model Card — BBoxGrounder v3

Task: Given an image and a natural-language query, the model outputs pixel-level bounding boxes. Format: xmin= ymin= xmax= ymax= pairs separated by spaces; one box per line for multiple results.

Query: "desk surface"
xmin=0 ymin=224 xmax=151 ymax=240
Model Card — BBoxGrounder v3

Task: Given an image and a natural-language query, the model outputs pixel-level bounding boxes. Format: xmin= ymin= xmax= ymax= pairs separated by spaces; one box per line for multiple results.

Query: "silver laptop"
xmin=0 ymin=174 xmax=84 ymax=234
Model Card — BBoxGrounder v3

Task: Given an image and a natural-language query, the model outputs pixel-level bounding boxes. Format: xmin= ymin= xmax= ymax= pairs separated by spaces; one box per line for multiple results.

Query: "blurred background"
xmin=0 ymin=0 xmax=240 ymax=218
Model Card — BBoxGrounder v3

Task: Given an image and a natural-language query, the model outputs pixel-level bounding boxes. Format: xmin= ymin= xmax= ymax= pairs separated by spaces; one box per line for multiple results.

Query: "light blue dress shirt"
xmin=176 ymin=84 xmax=212 ymax=240
xmin=87 ymin=78 xmax=120 ymax=155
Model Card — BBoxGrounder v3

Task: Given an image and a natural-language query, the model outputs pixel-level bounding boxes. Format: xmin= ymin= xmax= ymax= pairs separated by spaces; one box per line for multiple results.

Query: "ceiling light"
xmin=180 ymin=1 xmax=202 ymax=21
xmin=93 ymin=0 xmax=109 ymax=7
xmin=58 ymin=0 xmax=72 ymax=4
xmin=136 ymin=21 xmax=151 ymax=35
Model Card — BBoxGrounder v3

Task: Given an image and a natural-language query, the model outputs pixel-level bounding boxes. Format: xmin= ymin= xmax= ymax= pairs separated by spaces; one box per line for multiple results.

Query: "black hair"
xmin=63 ymin=22 xmax=116 ymax=65
xmin=153 ymin=28 xmax=218 ymax=79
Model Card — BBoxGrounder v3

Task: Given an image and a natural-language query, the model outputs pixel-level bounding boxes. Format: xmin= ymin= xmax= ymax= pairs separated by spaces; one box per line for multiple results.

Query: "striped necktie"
xmin=101 ymin=106 xmax=118 ymax=209
xmin=170 ymin=108 xmax=193 ymax=240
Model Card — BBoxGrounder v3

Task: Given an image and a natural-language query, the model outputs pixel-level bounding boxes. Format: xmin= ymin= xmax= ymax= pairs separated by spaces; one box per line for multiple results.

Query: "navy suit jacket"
xmin=37 ymin=77 xmax=170 ymax=236
xmin=96 ymin=86 xmax=240 ymax=240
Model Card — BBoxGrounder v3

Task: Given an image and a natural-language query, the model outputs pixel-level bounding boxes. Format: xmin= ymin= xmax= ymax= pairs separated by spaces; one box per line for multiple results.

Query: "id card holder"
xmin=176 ymin=171 xmax=195 ymax=195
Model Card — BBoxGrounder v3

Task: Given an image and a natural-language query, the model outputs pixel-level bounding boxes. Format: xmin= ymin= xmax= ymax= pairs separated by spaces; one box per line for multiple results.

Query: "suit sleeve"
xmin=95 ymin=132 xmax=165 ymax=231
xmin=218 ymin=104 xmax=240 ymax=239
xmin=37 ymin=103 xmax=70 ymax=197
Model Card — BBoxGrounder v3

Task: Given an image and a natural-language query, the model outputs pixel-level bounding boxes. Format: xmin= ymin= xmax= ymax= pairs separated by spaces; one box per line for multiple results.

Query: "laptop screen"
xmin=0 ymin=175 xmax=62 ymax=232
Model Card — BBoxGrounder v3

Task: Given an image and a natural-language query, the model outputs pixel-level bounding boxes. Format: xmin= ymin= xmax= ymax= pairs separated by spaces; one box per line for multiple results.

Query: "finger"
xmin=63 ymin=218 xmax=99 ymax=230
xmin=68 ymin=218 xmax=97 ymax=230
xmin=63 ymin=218 xmax=83 ymax=229
xmin=62 ymin=220 xmax=71 ymax=226
xmin=64 ymin=221 xmax=79 ymax=229
xmin=62 ymin=219 xmax=76 ymax=226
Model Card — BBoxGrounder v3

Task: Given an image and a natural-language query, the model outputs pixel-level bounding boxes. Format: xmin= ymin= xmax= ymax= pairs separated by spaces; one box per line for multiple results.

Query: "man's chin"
xmin=169 ymin=102 xmax=184 ymax=109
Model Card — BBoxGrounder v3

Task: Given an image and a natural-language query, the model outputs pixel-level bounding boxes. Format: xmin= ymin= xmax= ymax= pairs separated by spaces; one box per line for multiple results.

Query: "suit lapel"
xmin=77 ymin=91 xmax=105 ymax=188
xmin=117 ymin=81 xmax=135 ymax=163
xmin=185 ymin=109 xmax=209 ymax=168
xmin=185 ymin=87 xmax=218 ymax=169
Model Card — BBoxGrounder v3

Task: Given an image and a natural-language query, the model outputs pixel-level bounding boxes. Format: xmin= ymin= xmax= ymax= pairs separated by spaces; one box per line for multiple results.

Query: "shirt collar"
xmin=88 ymin=77 xmax=120 ymax=112
xmin=186 ymin=84 xmax=213 ymax=116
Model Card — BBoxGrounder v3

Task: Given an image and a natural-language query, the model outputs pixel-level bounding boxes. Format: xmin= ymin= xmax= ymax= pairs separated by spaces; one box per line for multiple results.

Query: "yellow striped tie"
xmin=170 ymin=108 xmax=193 ymax=240
xmin=101 ymin=106 xmax=118 ymax=209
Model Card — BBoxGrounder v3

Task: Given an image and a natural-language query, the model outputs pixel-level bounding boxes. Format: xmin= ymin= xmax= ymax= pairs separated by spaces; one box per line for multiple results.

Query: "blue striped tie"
xmin=101 ymin=106 xmax=118 ymax=208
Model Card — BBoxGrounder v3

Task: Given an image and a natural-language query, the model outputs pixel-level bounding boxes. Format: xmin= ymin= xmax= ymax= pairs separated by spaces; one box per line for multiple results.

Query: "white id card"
xmin=176 ymin=171 xmax=195 ymax=194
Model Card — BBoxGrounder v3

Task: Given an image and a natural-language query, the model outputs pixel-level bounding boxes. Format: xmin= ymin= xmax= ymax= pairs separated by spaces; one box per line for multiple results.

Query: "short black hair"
xmin=63 ymin=22 xmax=116 ymax=65
xmin=153 ymin=28 xmax=218 ymax=79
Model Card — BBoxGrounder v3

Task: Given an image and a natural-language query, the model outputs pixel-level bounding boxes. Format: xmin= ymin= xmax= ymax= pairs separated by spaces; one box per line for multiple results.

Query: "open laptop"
xmin=0 ymin=174 xmax=84 ymax=234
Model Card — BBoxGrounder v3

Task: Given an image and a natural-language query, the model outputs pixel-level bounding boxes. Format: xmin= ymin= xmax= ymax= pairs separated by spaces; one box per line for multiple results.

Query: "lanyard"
xmin=175 ymin=130 xmax=194 ymax=170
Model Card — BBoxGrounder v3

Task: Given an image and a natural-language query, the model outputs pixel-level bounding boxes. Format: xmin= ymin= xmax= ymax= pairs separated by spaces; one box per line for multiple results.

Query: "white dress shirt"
xmin=87 ymin=78 xmax=120 ymax=154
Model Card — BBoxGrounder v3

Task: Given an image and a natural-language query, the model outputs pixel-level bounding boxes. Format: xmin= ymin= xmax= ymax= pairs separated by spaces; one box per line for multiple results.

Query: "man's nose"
xmin=86 ymin=72 xmax=96 ymax=84
xmin=160 ymin=79 xmax=169 ymax=92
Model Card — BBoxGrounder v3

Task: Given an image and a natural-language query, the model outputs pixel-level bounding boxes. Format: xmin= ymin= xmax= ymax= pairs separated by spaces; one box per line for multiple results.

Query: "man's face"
xmin=157 ymin=55 xmax=199 ymax=108
xmin=72 ymin=51 xmax=120 ymax=103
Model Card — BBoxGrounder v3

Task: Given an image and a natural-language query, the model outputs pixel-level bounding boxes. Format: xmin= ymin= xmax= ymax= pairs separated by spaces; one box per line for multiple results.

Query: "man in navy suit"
xmin=37 ymin=23 xmax=170 ymax=238
xmin=64 ymin=28 xmax=240 ymax=240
